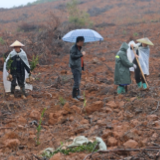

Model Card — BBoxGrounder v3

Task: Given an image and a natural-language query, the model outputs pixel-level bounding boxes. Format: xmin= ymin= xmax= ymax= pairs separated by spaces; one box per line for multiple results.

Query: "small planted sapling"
xmin=36 ymin=108 xmax=46 ymax=145
xmin=59 ymin=96 xmax=66 ymax=106
xmin=82 ymin=92 xmax=87 ymax=112
xmin=26 ymin=55 xmax=39 ymax=84
xmin=5 ymin=55 xmax=14 ymax=81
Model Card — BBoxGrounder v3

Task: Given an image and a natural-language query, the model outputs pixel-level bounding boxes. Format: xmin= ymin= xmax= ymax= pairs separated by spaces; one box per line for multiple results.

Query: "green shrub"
xmin=67 ymin=0 xmax=93 ymax=27
xmin=30 ymin=55 xmax=39 ymax=71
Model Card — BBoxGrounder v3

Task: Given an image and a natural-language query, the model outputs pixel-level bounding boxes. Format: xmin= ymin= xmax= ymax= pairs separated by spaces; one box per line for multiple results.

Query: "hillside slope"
xmin=0 ymin=0 xmax=160 ymax=32
xmin=1 ymin=0 xmax=160 ymax=159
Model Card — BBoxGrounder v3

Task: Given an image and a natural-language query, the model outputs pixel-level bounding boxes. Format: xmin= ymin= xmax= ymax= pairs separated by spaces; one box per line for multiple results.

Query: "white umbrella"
xmin=62 ymin=29 xmax=104 ymax=43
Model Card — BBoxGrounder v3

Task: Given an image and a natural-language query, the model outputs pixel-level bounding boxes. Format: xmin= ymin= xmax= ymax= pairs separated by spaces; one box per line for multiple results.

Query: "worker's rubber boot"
xmin=10 ymin=85 xmax=15 ymax=98
xmin=117 ymin=86 xmax=125 ymax=94
xmin=77 ymin=89 xmax=84 ymax=100
xmin=137 ymin=82 xmax=142 ymax=88
xmin=142 ymin=83 xmax=147 ymax=90
xmin=122 ymin=87 xmax=126 ymax=94
xmin=72 ymin=88 xmax=79 ymax=101
xmin=21 ymin=87 xmax=27 ymax=99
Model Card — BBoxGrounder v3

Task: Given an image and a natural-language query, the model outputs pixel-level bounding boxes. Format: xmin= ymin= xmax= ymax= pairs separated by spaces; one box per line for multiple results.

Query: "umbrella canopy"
xmin=137 ymin=38 xmax=154 ymax=46
xmin=62 ymin=29 xmax=104 ymax=43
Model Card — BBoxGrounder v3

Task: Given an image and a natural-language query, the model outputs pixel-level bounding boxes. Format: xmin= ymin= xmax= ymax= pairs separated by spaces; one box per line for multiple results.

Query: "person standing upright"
xmin=6 ymin=40 xmax=31 ymax=99
xmin=130 ymin=38 xmax=153 ymax=90
xmin=69 ymin=36 xmax=85 ymax=101
xmin=114 ymin=42 xmax=137 ymax=94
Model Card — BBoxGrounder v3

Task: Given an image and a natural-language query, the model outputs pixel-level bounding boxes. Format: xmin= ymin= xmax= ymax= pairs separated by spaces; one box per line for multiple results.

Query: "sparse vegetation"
xmin=42 ymin=141 xmax=98 ymax=158
xmin=27 ymin=0 xmax=58 ymax=6
xmin=30 ymin=55 xmax=39 ymax=72
xmin=0 ymin=37 xmax=5 ymax=45
xmin=59 ymin=96 xmax=66 ymax=106
xmin=36 ymin=108 xmax=47 ymax=145
xmin=133 ymin=32 xmax=139 ymax=37
xmin=123 ymin=30 xmax=127 ymax=35
xmin=18 ymin=23 xmax=43 ymax=32
xmin=88 ymin=5 xmax=113 ymax=17
xmin=83 ymin=92 xmax=87 ymax=109
xmin=67 ymin=0 xmax=93 ymax=27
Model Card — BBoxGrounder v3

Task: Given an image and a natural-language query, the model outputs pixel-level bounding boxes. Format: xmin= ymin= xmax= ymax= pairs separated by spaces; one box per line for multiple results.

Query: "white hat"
xmin=137 ymin=38 xmax=154 ymax=46
xmin=10 ymin=40 xmax=25 ymax=47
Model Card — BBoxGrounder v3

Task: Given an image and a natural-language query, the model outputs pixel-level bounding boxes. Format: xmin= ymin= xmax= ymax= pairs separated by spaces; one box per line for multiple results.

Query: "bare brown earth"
xmin=1 ymin=0 xmax=160 ymax=160
xmin=1 ymin=22 xmax=160 ymax=159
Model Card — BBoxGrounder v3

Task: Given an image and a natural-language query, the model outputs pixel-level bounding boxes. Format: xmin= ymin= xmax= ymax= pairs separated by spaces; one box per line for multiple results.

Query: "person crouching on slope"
xmin=6 ymin=40 xmax=31 ymax=99
xmin=114 ymin=42 xmax=137 ymax=94
xmin=69 ymin=36 xmax=86 ymax=101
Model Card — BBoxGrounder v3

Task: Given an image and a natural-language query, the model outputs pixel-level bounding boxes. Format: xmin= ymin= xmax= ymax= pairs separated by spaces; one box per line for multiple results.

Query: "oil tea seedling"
xmin=30 ymin=55 xmax=39 ymax=71
xmin=6 ymin=55 xmax=13 ymax=70
xmin=59 ymin=96 xmax=66 ymax=106
xmin=82 ymin=92 xmax=87 ymax=115
xmin=36 ymin=108 xmax=46 ymax=145
xmin=26 ymin=55 xmax=39 ymax=84
xmin=83 ymin=92 xmax=87 ymax=109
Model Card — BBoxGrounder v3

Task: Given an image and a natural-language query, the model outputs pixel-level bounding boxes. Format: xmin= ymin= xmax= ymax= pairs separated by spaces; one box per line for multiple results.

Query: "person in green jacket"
xmin=114 ymin=42 xmax=137 ymax=94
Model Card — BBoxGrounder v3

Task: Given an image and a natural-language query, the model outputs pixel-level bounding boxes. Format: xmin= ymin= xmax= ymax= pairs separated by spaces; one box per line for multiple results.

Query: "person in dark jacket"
xmin=69 ymin=36 xmax=85 ymax=100
xmin=6 ymin=40 xmax=31 ymax=99
xmin=114 ymin=42 xmax=137 ymax=94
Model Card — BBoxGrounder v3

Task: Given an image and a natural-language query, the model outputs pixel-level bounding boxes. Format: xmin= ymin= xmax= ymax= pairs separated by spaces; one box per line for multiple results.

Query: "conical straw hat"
xmin=136 ymin=37 xmax=154 ymax=46
xmin=10 ymin=40 xmax=25 ymax=47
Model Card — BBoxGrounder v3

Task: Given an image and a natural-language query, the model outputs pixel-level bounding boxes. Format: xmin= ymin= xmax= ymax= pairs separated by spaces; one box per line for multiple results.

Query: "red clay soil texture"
xmin=1 ymin=0 xmax=160 ymax=160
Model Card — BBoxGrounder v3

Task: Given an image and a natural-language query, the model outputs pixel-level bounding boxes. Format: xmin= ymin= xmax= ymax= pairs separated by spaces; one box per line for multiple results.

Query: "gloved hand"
xmin=133 ymin=64 xmax=137 ymax=69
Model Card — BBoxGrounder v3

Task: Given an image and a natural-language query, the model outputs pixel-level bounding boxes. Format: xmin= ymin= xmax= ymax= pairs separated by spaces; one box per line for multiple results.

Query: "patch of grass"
xmin=35 ymin=108 xmax=47 ymax=145
xmin=123 ymin=30 xmax=127 ymax=35
xmin=126 ymin=98 xmax=130 ymax=102
xmin=59 ymin=96 xmax=66 ymax=106
xmin=42 ymin=141 xmax=98 ymax=158
xmin=0 ymin=37 xmax=5 ymax=45
xmin=133 ymin=32 xmax=139 ymax=37
xmin=151 ymin=19 xmax=159 ymax=23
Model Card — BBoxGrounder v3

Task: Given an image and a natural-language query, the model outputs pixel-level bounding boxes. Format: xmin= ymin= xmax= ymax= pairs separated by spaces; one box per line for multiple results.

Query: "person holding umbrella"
xmin=114 ymin=42 xmax=137 ymax=94
xmin=62 ymin=29 xmax=104 ymax=100
xmin=69 ymin=36 xmax=86 ymax=101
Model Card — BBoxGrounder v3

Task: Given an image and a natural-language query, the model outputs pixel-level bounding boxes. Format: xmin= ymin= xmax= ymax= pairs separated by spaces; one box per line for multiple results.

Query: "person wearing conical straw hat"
xmin=4 ymin=40 xmax=31 ymax=99
xmin=130 ymin=37 xmax=154 ymax=89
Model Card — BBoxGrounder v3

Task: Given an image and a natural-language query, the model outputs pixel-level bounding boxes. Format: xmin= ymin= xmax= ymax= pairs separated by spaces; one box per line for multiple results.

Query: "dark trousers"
xmin=71 ymin=68 xmax=81 ymax=89
xmin=11 ymin=73 xmax=25 ymax=94
xmin=133 ymin=58 xmax=146 ymax=83
xmin=135 ymin=67 xmax=146 ymax=83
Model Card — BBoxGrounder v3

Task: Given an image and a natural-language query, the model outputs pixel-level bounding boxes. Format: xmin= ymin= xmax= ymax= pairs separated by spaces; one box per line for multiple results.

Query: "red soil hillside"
xmin=1 ymin=0 xmax=160 ymax=160
xmin=0 ymin=0 xmax=160 ymax=32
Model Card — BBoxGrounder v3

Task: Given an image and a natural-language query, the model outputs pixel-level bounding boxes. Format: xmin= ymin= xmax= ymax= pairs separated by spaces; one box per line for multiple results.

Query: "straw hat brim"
xmin=137 ymin=38 xmax=154 ymax=46
xmin=10 ymin=40 xmax=25 ymax=47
